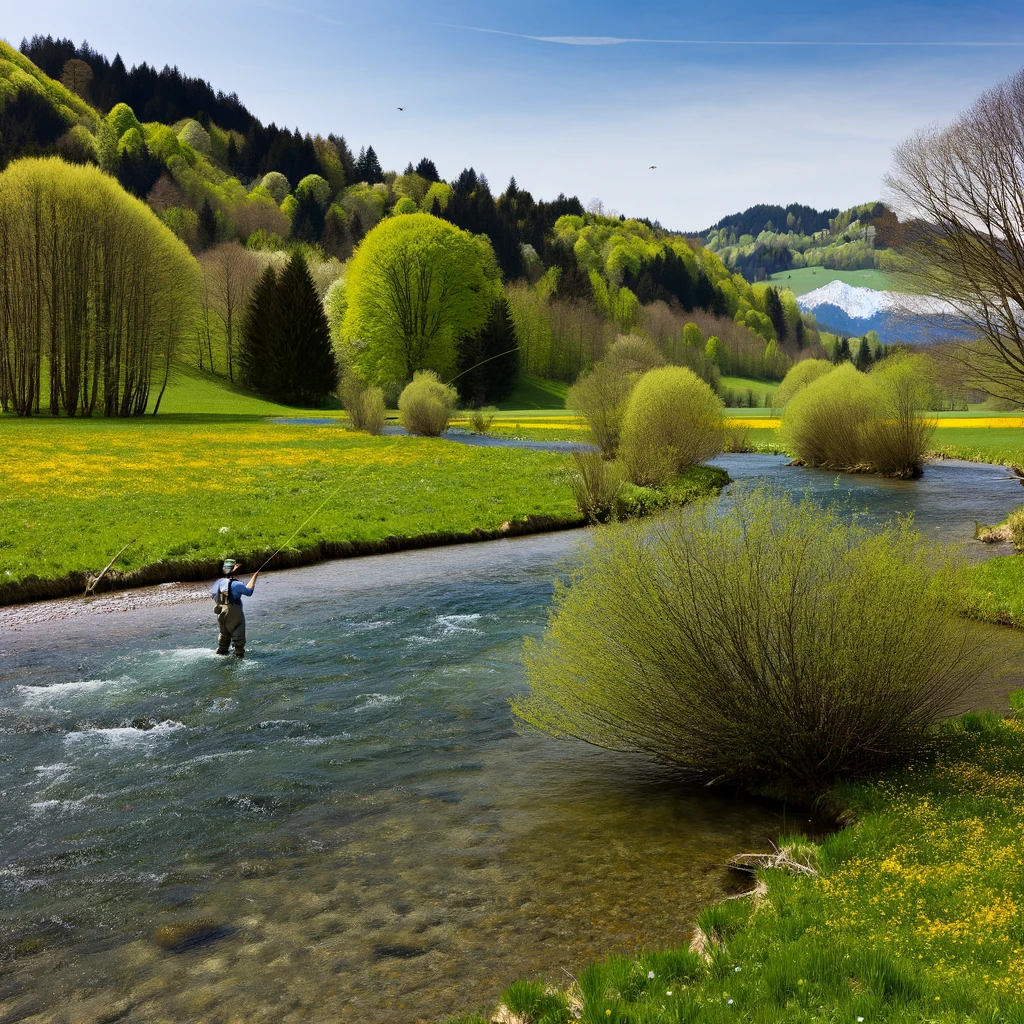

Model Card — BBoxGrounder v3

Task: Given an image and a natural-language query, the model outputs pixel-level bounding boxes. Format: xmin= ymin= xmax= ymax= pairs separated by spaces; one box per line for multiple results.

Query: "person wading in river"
xmin=211 ymin=559 xmax=259 ymax=658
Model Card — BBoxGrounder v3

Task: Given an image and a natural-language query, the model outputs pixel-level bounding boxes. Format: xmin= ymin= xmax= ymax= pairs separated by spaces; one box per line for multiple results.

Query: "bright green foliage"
xmin=782 ymin=360 xmax=935 ymax=477
xmin=280 ymin=193 xmax=298 ymax=219
xmin=295 ymin=173 xmax=331 ymax=209
xmin=106 ymin=101 xmax=141 ymax=139
xmin=497 ymin=979 xmax=568 ymax=1024
xmin=612 ymin=285 xmax=641 ymax=333
xmin=516 ymin=487 xmax=980 ymax=792
xmin=392 ymin=172 xmax=429 ymax=206
xmin=143 ymin=123 xmax=181 ymax=162
xmin=682 ymin=322 xmax=702 ymax=348
xmin=567 ymin=364 xmax=635 ymax=458
xmin=398 ymin=369 xmax=458 ymax=436
xmin=0 ymin=41 xmax=98 ymax=128
xmin=260 ymin=171 xmax=290 ymax=204
xmin=743 ymin=308 xmax=776 ymax=342
xmin=0 ymin=157 xmax=200 ymax=417
xmin=177 ymin=118 xmax=211 ymax=154
xmin=117 ymin=125 xmax=144 ymax=156
xmin=619 ymin=366 xmax=724 ymax=485
xmin=705 ymin=335 xmax=724 ymax=365
xmin=344 ymin=213 xmax=500 ymax=383
xmin=392 ymin=196 xmax=417 ymax=215
xmin=772 ymin=358 xmax=832 ymax=408
xmin=423 ymin=180 xmax=453 ymax=212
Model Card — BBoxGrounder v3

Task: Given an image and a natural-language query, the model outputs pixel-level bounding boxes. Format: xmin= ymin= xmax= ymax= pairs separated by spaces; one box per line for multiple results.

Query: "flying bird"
xmin=397 ymin=106 xmax=405 ymax=111
xmin=649 ymin=165 xmax=657 ymax=170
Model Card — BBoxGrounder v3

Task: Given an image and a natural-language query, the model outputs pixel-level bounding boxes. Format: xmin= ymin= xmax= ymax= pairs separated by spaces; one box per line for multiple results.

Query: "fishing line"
xmin=255 ymin=436 xmax=400 ymax=573
xmin=445 ymin=345 xmax=521 ymax=386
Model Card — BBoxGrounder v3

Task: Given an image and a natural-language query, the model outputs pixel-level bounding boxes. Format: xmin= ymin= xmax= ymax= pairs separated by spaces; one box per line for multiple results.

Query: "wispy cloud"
xmin=445 ymin=24 xmax=1024 ymax=47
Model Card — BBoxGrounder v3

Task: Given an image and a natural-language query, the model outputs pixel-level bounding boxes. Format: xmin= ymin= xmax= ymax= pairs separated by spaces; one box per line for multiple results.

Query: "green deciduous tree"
xmin=0 ymin=157 xmax=199 ymax=417
xmin=343 ymin=212 xmax=500 ymax=383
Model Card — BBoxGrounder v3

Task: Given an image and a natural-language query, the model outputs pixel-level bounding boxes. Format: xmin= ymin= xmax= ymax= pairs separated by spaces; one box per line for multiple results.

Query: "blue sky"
xmin=5 ymin=0 xmax=1024 ymax=228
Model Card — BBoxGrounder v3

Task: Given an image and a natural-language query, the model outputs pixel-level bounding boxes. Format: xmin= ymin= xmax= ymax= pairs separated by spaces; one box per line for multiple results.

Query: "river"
xmin=0 ymin=455 xmax=1022 ymax=1023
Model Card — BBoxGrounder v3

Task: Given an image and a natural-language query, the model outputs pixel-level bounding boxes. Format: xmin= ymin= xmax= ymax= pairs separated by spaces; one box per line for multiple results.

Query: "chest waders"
xmin=214 ymin=578 xmax=246 ymax=657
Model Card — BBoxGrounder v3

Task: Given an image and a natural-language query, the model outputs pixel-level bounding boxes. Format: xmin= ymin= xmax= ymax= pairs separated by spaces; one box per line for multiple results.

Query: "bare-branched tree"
xmin=887 ymin=68 xmax=1024 ymax=402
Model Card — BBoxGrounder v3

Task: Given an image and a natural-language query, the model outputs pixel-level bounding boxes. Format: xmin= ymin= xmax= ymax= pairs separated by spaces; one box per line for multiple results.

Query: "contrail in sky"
xmin=445 ymin=25 xmax=1024 ymax=47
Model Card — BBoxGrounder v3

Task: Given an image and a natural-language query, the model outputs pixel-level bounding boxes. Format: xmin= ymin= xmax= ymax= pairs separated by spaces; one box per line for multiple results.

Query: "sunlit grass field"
xmin=766 ymin=265 xmax=894 ymax=296
xmin=0 ymin=418 xmax=580 ymax=589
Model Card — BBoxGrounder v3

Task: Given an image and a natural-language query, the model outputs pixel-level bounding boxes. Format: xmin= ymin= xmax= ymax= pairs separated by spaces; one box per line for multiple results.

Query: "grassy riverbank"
xmin=453 ymin=709 xmax=1024 ymax=1023
xmin=0 ymin=418 xmax=728 ymax=605
xmin=0 ymin=418 xmax=580 ymax=602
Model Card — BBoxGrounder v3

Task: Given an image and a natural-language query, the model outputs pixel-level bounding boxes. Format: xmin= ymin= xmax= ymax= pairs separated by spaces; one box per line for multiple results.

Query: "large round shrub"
xmin=567 ymin=336 xmax=664 ymax=459
xmin=295 ymin=173 xmax=331 ymax=209
xmin=260 ymin=171 xmax=291 ymax=205
xmin=177 ymin=119 xmax=211 ymax=155
xmin=516 ymin=488 xmax=982 ymax=793
xmin=344 ymin=214 xmax=499 ymax=383
xmin=773 ymin=358 xmax=833 ymax=409
xmin=782 ymin=360 xmax=934 ymax=477
xmin=398 ymin=370 xmax=457 ymax=436
xmin=107 ymin=102 xmax=141 ymax=140
xmin=619 ymin=366 xmax=723 ymax=485
xmin=781 ymin=362 xmax=879 ymax=469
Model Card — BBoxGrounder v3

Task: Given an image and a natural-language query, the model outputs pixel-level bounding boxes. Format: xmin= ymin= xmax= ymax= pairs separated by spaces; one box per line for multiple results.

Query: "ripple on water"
xmin=63 ymin=721 xmax=186 ymax=747
xmin=16 ymin=678 xmax=128 ymax=703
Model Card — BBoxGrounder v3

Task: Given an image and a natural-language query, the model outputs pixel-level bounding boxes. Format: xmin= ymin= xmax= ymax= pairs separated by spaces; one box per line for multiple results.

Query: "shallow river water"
xmin=1 ymin=455 xmax=1023 ymax=1024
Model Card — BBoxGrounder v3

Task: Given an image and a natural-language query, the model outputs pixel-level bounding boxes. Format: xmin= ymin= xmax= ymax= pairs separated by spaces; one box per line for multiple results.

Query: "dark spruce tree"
xmin=355 ymin=145 xmax=384 ymax=185
xmin=414 ymin=157 xmax=440 ymax=182
xmin=854 ymin=336 xmax=874 ymax=372
xmin=238 ymin=265 xmax=279 ymax=394
xmin=764 ymin=286 xmax=787 ymax=343
xmin=833 ymin=337 xmax=853 ymax=364
xmin=455 ymin=295 xmax=520 ymax=406
xmin=273 ymin=251 xmax=339 ymax=405
xmin=196 ymin=197 xmax=218 ymax=250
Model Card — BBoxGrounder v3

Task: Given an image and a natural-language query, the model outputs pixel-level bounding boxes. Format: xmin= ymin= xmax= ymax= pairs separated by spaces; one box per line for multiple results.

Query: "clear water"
xmin=1 ymin=456 xmax=1022 ymax=1022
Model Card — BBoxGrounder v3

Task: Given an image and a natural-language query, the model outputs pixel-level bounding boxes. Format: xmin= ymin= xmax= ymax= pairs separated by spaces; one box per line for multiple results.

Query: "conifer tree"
xmin=455 ymin=295 xmax=519 ymax=406
xmin=238 ymin=265 xmax=279 ymax=394
xmin=415 ymin=157 xmax=440 ymax=182
xmin=273 ymin=251 xmax=339 ymax=405
xmin=854 ymin=336 xmax=874 ymax=372
xmin=764 ymin=286 xmax=786 ymax=343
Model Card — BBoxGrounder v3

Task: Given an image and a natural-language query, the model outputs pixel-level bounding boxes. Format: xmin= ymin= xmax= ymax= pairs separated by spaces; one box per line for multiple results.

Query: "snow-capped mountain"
xmin=796 ymin=281 xmax=956 ymax=344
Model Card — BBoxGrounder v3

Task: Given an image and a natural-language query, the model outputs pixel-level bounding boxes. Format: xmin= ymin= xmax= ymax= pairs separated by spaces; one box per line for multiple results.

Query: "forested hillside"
xmin=0 ymin=36 xmax=846 ymax=418
xmin=703 ymin=200 xmax=903 ymax=281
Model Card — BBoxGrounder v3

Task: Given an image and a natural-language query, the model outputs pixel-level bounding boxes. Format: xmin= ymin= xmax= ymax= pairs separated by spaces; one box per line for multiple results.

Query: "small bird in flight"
xmin=649 ymin=165 xmax=657 ymax=170
xmin=397 ymin=106 xmax=405 ymax=111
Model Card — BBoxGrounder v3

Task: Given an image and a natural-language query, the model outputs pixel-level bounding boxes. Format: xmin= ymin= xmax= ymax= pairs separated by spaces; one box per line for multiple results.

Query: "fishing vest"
xmin=214 ymin=577 xmax=240 ymax=613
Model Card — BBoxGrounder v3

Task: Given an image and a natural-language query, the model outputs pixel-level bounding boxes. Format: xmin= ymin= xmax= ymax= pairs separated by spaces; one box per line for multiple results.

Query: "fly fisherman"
xmin=211 ymin=559 xmax=259 ymax=658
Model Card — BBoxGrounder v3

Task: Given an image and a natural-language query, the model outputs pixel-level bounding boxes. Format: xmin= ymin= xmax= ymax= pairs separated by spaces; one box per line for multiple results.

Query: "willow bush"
xmin=398 ymin=369 xmax=457 ymax=436
xmin=772 ymin=358 xmax=833 ymax=409
xmin=567 ymin=336 xmax=663 ymax=458
xmin=339 ymin=373 xmax=385 ymax=435
xmin=517 ymin=488 xmax=983 ymax=793
xmin=0 ymin=157 xmax=200 ymax=416
xmin=618 ymin=366 xmax=723 ymax=486
xmin=781 ymin=360 xmax=935 ymax=477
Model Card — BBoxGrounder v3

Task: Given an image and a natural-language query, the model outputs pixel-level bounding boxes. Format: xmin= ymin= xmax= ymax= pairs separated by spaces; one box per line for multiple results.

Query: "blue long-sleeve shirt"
xmin=210 ymin=578 xmax=255 ymax=605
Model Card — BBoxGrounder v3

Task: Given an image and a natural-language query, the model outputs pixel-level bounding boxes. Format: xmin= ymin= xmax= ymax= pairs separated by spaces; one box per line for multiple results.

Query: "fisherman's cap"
xmin=222 ymin=559 xmax=240 ymax=574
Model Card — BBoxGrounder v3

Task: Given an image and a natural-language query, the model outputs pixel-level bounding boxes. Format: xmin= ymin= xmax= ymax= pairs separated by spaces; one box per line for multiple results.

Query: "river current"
xmin=0 ymin=454 xmax=1022 ymax=1023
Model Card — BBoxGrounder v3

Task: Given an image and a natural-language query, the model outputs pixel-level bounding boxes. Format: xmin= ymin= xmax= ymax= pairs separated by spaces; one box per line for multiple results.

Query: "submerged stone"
xmin=152 ymin=918 xmax=232 ymax=952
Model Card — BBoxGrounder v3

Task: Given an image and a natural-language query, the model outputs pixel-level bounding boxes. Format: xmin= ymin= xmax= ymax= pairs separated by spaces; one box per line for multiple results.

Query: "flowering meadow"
xmin=0 ymin=418 xmax=579 ymax=592
xmin=454 ymin=711 xmax=1024 ymax=1023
